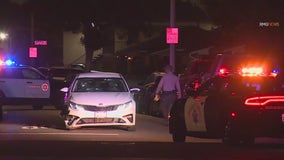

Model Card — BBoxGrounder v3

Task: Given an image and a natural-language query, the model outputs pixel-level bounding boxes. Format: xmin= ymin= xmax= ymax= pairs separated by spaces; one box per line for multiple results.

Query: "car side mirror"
xmin=130 ymin=88 xmax=140 ymax=92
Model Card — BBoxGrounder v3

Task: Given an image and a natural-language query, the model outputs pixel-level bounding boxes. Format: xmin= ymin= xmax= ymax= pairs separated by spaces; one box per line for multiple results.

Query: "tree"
xmin=191 ymin=0 xmax=284 ymax=53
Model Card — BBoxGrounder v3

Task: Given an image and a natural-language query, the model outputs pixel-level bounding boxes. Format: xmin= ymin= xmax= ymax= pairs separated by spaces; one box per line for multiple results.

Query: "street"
xmin=0 ymin=105 xmax=220 ymax=142
xmin=0 ymin=105 xmax=284 ymax=159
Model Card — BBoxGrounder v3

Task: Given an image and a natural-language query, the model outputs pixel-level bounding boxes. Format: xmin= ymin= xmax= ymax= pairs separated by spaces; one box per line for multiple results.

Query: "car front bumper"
xmin=64 ymin=105 xmax=136 ymax=129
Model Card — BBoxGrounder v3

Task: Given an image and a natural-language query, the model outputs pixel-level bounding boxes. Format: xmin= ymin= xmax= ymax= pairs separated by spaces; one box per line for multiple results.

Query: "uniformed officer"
xmin=155 ymin=65 xmax=181 ymax=119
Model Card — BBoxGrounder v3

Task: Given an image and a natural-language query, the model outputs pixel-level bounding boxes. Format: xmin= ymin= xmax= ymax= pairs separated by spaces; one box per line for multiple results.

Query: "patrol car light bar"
xmin=240 ymin=66 xmax=278 ymax=77
xmin=244 ymin=96 xmax=284 ymax=106
xmin=240 ymin=67 xmax=264 ymax=77
xmin=0 ymin=59 xmax=16 ymax=66
xmin=219 ymin=66 xmax=279 ymax=77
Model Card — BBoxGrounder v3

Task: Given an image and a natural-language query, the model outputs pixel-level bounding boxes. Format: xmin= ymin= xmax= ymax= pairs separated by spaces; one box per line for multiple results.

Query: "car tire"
xmin=172 ymin=131 xmax=186 ymax=142
xmin=64 ymin=124 xmax=77 ymax=130
xmin=223 ymin=122 xmax=254 ymax=145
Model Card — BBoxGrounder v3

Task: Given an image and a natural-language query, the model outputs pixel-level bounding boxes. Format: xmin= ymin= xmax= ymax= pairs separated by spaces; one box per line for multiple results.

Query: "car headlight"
xmin=119 ymin=101 xmax=133 ymax=109
xmin=69 ymin=102 xmax=84 ymax=110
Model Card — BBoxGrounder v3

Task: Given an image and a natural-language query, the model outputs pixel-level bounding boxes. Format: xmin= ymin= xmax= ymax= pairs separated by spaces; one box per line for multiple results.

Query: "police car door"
xmin=21 ymin=68 xmax=50 ymax=98
xmin=0 ymin=68 xmax=26 ymax=98
xmin=184 ymin=82 xmax=210 ymax=133
xmin=184 ymin=77 xmax=225 ymax=134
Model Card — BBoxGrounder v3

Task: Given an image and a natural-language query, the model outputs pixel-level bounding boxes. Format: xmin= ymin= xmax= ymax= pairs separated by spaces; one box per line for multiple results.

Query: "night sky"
xmin=1 ymin=0 xmax=284 ymax=65
xmin=1 ymin=0 xmax=284 ymax=29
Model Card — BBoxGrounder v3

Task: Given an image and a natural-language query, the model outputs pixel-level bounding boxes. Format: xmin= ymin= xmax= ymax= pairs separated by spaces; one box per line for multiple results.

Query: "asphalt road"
xmin=0 ymin=105 xmax=284 ymax=160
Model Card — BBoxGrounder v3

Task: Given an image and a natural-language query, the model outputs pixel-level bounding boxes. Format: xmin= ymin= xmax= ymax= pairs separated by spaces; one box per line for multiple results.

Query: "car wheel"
xmin=64 ymin=123 xmax=77 ymax=130
xmin=33 ymin=105 xmax=44 ymax=110
xmin=172 ymin=131 xmax=186 ymax=142
xmin=223 ymin=122 xmax=254 ymax=145
xmin=170 ymin=117 xmax=186 ymax=142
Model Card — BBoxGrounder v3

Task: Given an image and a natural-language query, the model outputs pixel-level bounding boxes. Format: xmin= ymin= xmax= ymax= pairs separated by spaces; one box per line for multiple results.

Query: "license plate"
xmin=94 ymin=112 xmax=107 ymax=118
xmin=282 ymin=114 xmax=284 ymax=123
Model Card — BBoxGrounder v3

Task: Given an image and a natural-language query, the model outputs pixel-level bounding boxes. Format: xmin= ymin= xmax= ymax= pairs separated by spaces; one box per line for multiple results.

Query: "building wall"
xmin=63 ymin=31 xmax=85 ymax=66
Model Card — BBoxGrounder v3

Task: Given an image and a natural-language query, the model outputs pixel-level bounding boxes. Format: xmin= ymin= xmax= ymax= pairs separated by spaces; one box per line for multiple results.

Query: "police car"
xmin=60 ymin=71 xmax=140 ymax=130
xmin=0 ymin=61 xmax=51 ymax=111
xmin=169 ymin=53 xmax=284 ymax=144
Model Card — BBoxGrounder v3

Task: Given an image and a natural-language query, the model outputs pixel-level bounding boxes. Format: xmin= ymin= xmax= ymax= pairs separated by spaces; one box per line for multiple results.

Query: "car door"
xmin=184 ymin=80 xmax=211 ymax=133
xmin=21 ymin=68 xmax=50 ymax=98
xmin=184 ymin=77 xmax=226 ymax=135
xmin=0 ymin=68 xmax=26 ymax=98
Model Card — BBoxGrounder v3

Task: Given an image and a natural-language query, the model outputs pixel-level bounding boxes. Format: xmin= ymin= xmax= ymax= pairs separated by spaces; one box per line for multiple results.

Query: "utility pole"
xmin=170 ymin=0 xmax=176 ymax=70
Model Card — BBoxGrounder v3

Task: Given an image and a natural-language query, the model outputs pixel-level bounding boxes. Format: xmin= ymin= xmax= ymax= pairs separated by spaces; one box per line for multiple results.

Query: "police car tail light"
xmin=244 ymin=96 xmax=284 ymax=107
xmin=231 ymin=112 xmax=237 ymax=118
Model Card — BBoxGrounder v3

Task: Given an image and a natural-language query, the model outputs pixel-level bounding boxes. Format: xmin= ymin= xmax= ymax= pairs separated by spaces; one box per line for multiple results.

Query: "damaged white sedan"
xmin=60 ymin=71 xmax=139 ymax=131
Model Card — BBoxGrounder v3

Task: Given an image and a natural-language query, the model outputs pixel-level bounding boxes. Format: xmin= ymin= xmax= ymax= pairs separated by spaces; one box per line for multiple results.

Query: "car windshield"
xmin=72 ymin=77 xmax=128 ymax=92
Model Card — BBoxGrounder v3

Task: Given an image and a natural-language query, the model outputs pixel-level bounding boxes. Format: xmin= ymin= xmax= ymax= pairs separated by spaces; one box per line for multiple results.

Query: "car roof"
xmin=77 ymin=71 xmax=123 ymax=78
xmin=38 ymin=66 xmax=83 ymax=71
xmin=1 ymin=65 xmax=31 ymax=68
xmin=1 ymin=65 xmax=39 ymax=70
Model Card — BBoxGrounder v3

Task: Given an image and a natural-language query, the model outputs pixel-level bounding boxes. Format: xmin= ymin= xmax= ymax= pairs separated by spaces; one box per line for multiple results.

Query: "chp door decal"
xmin=184 ymin=96 xmax=207 ymax=132
xmin=41 ymin=83 xmax=49 ymax=92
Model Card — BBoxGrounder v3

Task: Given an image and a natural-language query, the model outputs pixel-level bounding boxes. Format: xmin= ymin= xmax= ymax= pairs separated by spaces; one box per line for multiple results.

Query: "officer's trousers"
xmin=159 ymin=92 xmax=177 ymax=119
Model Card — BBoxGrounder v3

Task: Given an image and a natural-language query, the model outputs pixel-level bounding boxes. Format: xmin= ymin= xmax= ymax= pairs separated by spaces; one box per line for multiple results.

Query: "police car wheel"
xmin=223 ymin=122 xmax=254 ymax=145
xmin=172 ymin=132 xmax=186 ymax=142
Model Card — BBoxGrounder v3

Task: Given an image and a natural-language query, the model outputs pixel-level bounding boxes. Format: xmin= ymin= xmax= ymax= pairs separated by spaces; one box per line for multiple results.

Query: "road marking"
xmin=0 ymin=132 xmax=119 ymax=136
xmin=22 ymin=126 xmax=48 ymax=130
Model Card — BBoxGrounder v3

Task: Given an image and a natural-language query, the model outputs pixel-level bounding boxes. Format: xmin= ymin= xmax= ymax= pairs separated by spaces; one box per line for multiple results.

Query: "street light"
xmin=0 ymin=32 xmax=12 ymax=54
xmin=0 ymin=32 xmax=8 ymax=40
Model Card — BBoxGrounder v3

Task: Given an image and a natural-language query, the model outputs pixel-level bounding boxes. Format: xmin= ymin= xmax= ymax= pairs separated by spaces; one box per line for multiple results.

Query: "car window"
xmin=0 ymin=68 xmax=22 ymax=79
xmin=144 ymin=74 xmax=155 ymax=84
xmin=72 ymin=78 xmax=128 ymax=92
xmin=21 ymin=68 xmax=44 ymax=79
xmin=197 ymin=76 xmax=228 ymax=96
xmin=38 ymin=68 xmax=49 ymax=76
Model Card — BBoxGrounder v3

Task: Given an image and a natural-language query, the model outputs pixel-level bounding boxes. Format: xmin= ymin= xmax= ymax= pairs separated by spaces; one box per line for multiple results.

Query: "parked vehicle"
xmin=179 ymin=59 xmax=212 ymax=98
xmin=136 ymin=72 xmax=165 ymax=116
xmin=0 ymin=64 xmax=51 ymax=111
xmin=38 ymin=66 xmax=85 ymax=109
xmin=60 ymin=71 xmax=140 ymax=130
xmin=169 ymin=53 xmax=283 ymax=144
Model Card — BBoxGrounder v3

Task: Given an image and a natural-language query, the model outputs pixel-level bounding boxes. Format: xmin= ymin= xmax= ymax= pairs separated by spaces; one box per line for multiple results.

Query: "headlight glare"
xmin=69 ymin=102 xmax=84 ymax=110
